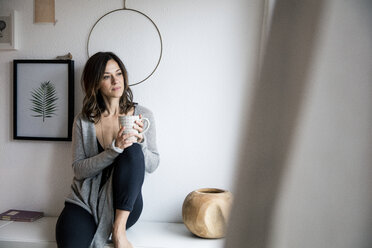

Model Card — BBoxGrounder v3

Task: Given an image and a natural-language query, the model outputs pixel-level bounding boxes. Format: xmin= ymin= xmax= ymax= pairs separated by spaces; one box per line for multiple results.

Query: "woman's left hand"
xmin=134 ymin=114 xmax=145 ymax=143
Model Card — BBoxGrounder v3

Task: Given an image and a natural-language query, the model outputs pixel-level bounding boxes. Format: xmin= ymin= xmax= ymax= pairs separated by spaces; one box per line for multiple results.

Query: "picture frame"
xmin=13 ymin=60 xmax=74 ymax=141
xmin=0 ymin=10 xmax=18 ymax=50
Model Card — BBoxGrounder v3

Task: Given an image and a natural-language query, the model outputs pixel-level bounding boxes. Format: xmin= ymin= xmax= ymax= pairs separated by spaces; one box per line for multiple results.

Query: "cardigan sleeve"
xmin=71 ymin=115 xmax=120 ymax=180
xmin=138 ymin=108 xmax=160 ymax=173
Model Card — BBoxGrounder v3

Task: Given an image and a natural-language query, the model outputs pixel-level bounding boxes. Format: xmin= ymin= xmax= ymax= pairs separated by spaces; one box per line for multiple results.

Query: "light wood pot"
xmin=182 ymin=188 xmax=233 ymax=238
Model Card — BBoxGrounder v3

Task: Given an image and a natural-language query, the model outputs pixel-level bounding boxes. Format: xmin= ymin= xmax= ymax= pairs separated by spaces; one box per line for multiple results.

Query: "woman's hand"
xmin=134 ymin=114 xmax=145 ymax=143
xmin=115 ymin=127 xmax=136 ymax=149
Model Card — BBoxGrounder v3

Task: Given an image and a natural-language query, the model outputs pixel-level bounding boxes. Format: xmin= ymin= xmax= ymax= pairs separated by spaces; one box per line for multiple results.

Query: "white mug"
xmin=118 ymin=115 xmax=150 ymax=142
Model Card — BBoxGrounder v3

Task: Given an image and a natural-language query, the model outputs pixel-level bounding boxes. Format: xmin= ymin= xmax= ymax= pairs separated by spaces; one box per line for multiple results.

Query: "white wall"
xmin=0 ymin=0 xmax=262 ymax=222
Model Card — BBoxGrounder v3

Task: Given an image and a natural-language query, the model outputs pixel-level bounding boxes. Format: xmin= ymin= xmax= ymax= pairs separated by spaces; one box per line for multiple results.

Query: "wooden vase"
xmin=182 ymin=188 xmax=233 ymax=238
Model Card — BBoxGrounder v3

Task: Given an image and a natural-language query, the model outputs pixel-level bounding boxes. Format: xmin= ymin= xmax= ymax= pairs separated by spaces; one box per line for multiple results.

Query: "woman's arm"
xmin=71 ymin=115 xmax=120 ymax=180
xmin=139 ymin=109 xmax=160 ymax=173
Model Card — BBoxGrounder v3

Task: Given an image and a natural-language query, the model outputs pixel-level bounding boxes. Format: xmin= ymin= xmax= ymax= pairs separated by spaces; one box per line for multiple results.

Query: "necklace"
xmin=100 ymin=120 xmax=105 ymax=149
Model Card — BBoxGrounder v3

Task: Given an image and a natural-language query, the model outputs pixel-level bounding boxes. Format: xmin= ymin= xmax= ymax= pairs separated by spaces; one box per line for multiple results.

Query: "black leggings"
xmin=55 ymin=143 xmax=145 ymax=248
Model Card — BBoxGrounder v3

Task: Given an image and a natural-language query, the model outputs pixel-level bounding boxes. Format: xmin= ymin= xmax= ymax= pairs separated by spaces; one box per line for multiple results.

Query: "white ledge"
xmin=0 ymin=217 xmax=225 ymax=248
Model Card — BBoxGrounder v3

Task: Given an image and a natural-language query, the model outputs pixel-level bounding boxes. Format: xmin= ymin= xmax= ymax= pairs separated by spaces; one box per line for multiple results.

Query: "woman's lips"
xmin=112 ymin=87 xmax=121 ymax=91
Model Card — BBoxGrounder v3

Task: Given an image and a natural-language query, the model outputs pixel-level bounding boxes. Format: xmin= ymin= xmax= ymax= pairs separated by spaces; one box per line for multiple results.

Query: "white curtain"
xmin=225 ymin=0 xmax=372 ymax=247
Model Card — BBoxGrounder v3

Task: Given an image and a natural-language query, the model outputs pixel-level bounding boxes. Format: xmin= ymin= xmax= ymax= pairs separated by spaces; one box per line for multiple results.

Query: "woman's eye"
xmin=117 ymin=72 xmax=122 ymax=76
xmin=103 ymin=75 xmax=110 ymax=80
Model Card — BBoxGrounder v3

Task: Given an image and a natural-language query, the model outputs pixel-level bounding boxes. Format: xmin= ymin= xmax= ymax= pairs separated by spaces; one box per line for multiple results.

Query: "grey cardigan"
xmin=65 ymin=104 xmax=159 ymax=248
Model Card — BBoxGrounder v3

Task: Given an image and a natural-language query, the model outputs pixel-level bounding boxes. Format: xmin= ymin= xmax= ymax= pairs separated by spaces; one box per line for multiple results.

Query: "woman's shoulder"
xmin=73 ymin=112 xmax=92 ymax=126
xmin=135 ymin=104 xmax=154 ymax=116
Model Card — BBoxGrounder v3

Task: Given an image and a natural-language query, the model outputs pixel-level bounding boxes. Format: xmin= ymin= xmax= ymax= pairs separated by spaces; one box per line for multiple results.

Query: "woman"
xmin=56 ymin=52 xmax=160 ymax=248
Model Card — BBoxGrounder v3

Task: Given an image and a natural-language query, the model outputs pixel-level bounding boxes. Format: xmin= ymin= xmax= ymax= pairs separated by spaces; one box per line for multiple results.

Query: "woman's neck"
xmin=102 ymin=97 xmax=120 ymax=117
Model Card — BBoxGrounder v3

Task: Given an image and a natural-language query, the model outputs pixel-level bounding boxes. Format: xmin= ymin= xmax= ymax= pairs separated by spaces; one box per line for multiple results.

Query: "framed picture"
xmin=13 ymin=60 xmax=74 ymax=141
xmin=0 ymin=10 xmax=18 ymax=50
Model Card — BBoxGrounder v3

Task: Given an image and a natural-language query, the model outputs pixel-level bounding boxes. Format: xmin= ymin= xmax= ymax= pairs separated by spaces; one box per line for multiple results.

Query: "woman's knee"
xmin=121 ymin=143 xmax=143 ymax=157
xmin=117 ymin=143 xmax=145 ymax=166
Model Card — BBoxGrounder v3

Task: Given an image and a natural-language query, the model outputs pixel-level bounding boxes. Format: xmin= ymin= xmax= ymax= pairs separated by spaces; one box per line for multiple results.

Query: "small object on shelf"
xmin=182 ymin=188 xmax=233 ymax=238
xmin=56 ymin=52 xmax=72 ymax=60
xmin=0 ymin=209 xmax=44 ymax=222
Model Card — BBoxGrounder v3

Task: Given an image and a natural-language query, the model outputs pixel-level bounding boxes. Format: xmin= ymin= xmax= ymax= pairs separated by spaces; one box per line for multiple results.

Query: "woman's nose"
xmin=112 ymin=75 xmax=119 ymax=84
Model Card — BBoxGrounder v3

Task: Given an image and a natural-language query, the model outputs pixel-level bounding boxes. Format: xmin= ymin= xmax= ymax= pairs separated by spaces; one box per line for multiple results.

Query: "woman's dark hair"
xmin=81 ymin=52 xmax=135 ymax=123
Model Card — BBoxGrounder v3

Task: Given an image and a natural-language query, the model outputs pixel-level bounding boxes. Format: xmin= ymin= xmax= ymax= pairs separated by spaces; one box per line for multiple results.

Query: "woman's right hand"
xmin=115 ymin=127 xmax=136 ymax=149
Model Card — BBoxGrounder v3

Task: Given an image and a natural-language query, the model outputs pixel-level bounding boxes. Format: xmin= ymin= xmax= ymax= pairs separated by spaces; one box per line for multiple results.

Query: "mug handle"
xmin=140 ymin=117 xmax=151 ymax=134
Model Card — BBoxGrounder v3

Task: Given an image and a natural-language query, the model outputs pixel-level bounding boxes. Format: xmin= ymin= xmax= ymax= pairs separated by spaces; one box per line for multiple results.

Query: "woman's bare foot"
xmin=113 ymin=210 xmax=132 ymax=248
xmin=112 ymin=231 xmax=133 ymax=248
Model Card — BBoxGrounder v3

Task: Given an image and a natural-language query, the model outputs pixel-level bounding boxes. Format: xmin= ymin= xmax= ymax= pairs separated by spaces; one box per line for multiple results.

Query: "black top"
xmin=97 ymin=102 xmax=138 ymax=189
xmin=98 ymin=139 xmax=114 ymax=190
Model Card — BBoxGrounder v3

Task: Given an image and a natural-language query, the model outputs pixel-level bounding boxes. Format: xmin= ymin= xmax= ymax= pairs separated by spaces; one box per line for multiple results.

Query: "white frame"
xmin=0 ymin=10 xmax=18 ymax=50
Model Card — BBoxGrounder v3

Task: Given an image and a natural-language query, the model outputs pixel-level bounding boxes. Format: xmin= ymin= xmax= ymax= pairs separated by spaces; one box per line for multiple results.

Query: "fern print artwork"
xmin=29 ymin=81 xmax=59 ymax=122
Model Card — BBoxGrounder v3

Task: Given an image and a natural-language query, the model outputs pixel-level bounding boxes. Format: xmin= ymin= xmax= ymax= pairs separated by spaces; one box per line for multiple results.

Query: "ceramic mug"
xmin=118 ymin=115 xmax=150 ymax=142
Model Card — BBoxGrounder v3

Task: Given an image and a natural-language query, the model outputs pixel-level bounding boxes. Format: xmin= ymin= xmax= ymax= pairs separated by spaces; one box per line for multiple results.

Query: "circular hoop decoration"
xmin=87 ymin=8 xmax=163 ymax=86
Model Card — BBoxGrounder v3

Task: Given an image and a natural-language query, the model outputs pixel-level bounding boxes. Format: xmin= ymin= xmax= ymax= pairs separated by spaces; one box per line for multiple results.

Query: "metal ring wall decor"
xmin=87 ymin=0 xmax=163 ymax=86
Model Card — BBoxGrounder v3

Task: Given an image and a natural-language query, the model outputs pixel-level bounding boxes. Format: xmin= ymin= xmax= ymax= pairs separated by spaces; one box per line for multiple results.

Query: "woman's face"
xmin=99 ymin=59 xmax=125 ymax=99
